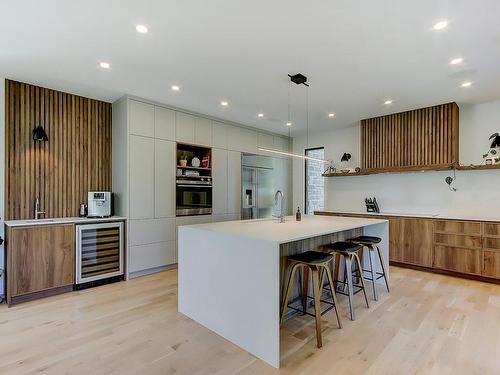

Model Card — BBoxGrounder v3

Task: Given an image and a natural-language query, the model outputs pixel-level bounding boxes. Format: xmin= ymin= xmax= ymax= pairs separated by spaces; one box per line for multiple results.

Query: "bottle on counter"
xmin=296 ymin=207 xmax=302 ymax=221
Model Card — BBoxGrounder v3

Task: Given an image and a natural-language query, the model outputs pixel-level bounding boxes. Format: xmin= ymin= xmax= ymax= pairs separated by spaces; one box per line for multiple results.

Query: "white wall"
xmin=293 ymin=99 xmax=500 ymax=219
xmin=0 ymin=78 xmax=5 ymax=295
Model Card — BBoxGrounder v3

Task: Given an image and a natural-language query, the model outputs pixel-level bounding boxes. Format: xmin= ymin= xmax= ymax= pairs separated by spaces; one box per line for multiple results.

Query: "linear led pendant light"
xmin=258 ymin=73 xmax=329 ymax=164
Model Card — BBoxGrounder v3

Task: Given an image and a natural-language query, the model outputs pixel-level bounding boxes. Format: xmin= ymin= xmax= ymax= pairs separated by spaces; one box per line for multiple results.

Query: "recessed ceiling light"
xmin=220 ymin=101 xmax=229 ymax=106
xmin=450 ymin=57 xmax=463 ymax=65
xmin=286 ymin=122 xmax=292 ymax=126
xmin=257 ymin=113 xmax=264 ymax=118
xmin=171 ymin=85 xmax=180 ymax=91
xmin=433 ymin=20 xmax=448 ymax=30
xmin=384 ymin=100 xmax=393 ymax=105
xmin=136 ymin=24 xmax=148 ymax=34
xmin=99 ymin=61 xmax=110 ymax=69
xmin=328 ymin=113 xmax=335 ymax=118
xmin=461 ymin=81 xmax=472 ymax=88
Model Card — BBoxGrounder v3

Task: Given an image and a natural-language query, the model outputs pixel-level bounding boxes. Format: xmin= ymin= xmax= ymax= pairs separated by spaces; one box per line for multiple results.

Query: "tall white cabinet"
xmin=113 ymin=96 xmax=292 ymax=278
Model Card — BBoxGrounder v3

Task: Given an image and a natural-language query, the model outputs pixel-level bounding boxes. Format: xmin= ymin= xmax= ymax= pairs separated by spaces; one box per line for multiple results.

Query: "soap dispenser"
xmin=296 ymin=207 xmax=302 ymax=221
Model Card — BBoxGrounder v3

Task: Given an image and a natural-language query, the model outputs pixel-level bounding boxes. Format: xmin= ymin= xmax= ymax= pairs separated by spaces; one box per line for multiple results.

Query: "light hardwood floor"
xmin=1 ymin=266 xmax=499 ymax=374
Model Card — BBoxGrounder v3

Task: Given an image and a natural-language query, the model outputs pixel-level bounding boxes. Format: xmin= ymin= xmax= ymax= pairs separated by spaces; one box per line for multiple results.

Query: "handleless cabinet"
xmin=154 ymin=139 xmax=176 ymax=218
xmin=155 ymin=106 xmax=176 ymax=141
xmin=129 ymin=135 xmax=155 ymax=219
xmin=176 ymin=112 xmax=196 ymax=143
xmin=194 ymin=116 xmax=213 ymax=146
xmin=212 ymin=121 xmax=228 ymax=149
xmin=129 ymin=100 xmax=155 ymax=137
xmin=227 ymin=150 xmax=242 ymax=215
xmin=6 ymin=224 xmax=74 ymax=305
xmin=212 ymin=149 xmax=228 ymax=215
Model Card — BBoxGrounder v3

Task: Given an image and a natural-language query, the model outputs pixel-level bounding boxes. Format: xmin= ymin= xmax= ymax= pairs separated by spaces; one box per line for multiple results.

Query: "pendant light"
xmin=32 ymin=125 xmax=48 ymax=141
xmin=258 ymin=73 xmax=329 ymax=164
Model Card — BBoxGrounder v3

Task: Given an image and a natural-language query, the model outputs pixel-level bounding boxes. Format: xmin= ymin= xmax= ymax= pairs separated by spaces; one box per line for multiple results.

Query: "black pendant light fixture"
xmin=32 ymin=125 xmax=48 ymax=141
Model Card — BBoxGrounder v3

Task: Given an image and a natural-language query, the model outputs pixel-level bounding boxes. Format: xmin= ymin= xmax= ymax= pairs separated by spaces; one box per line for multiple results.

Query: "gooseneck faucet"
xmin=274 ymin=190 xmax=285 ymax=223
xmin=34 ymin=197 xmax=46 ymax=220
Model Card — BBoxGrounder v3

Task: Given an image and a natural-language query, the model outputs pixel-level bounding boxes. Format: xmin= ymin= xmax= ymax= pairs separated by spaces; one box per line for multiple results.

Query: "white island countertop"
xmin=180 ymin=215 xmax=388 ymax=244
xmin=4 ymin=216 xmax=127 ymax=227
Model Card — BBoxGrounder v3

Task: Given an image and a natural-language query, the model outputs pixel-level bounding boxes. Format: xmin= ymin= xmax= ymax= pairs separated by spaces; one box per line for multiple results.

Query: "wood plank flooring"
xmin=0 ymin=266 xmax=499 ymax=374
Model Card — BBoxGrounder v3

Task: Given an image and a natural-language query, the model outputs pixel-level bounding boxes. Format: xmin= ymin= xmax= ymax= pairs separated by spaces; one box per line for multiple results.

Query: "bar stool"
xmin=281 ymin=251 xmax=342 ymax=348
xmin=322 ymin=241 xmax=369 ymax=321
xmin=348 ymin=236 xmax=390 ymax=301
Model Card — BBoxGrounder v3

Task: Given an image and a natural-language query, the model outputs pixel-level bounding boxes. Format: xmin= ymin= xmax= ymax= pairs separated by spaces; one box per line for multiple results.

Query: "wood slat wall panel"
xmin=360 ymin=102 xmax=459 ymax=171
xmin=5 ymin=80 xmax=112 ymax=220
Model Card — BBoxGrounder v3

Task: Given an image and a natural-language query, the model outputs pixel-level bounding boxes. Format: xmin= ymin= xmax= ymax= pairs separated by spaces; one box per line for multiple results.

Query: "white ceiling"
xmin=1 ymin=0 xmax=500 ymax=135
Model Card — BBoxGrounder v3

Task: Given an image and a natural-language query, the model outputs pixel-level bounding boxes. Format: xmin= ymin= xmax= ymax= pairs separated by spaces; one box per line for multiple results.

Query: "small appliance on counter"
xmin=365 ymin=197 xmax=380 ymax=213
xmin=87 ymin=192 xmax=112 ymax=218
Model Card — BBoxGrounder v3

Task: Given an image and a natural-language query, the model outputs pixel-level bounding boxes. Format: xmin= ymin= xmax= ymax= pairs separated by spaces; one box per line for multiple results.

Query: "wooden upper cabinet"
xmin=7 ymin=224 xmax=74 ymax=302
xmin=361 ymin=102 xmax=459 ymax=171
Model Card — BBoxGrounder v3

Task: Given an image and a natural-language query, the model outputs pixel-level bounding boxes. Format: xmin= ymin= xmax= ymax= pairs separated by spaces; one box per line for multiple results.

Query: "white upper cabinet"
xmin=227 ymin=150 xmax=242 ymax=214
xmin=194 ymin=116 xmax=213 ymax=146
xmin=273 ymin=136 xmax=290 ymax=152
xmin=258 ymin=133 xmax=274 ymax=149
xmin=212 ymin=148 xmax=228 ymax=215
xmin=129 ymin=135 xmax=155 ymax=219
xmin=227 ymin=127 xmax=258 ymax=153
xmin=129 ymin=100 xmax=155 ymax=137
xmin=176 ymin=112 xmax=196 ymax=143
xmin=154 ymin=139 xmax=176 ymax=218
xmin=155 ymin=106 xmax=176 ymax=141
xmin=212 ymin=121 xmax=228 ymax=149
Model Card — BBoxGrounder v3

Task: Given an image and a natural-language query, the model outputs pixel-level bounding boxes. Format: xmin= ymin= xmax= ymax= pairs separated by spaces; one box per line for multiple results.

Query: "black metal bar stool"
xmin=281 ymin=251 xmax=342 ymax=348
xmin=322 ymin=241 xmax=369 ymax=321
xmin=348 ymin=236 xmax=390 ymax=301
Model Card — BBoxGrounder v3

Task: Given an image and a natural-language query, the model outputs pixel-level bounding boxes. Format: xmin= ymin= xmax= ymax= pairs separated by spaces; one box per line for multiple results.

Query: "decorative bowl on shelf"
xmin=191 ymin=157 xmax=201 ymax=167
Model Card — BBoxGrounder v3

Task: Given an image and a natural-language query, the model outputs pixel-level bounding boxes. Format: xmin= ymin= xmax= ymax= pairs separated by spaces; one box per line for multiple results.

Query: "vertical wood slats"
xmin=360 ymin=102 xmax=459 ymax=170
xmin=5 ymin=80 xmax=112 ymax=220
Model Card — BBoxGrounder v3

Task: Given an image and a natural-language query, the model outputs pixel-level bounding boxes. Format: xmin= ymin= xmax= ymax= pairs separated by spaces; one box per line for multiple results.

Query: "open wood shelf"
xmin=323 ymin=163 xmax=500 ymax=177
xmin=177 ymin=165 xmax=211 ymax=171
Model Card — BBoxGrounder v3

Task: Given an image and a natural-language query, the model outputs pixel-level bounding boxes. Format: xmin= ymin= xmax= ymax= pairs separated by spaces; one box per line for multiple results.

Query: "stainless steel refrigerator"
xmin=241 ymin=154 xmax=276 ymax=219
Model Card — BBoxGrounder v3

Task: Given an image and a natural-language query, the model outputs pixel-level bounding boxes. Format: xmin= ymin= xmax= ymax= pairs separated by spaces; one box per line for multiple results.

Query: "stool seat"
xmin=349 ymin=235 xmax=381 ymax=245
xmin=324 ymin=241 xmax=362 ymax=253
xmin=289 ymin=251 xmax=333 ymax=264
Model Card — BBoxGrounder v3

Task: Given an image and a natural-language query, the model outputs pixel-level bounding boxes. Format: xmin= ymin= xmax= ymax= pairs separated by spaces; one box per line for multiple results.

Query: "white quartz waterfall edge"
xmin=178 ymin=216 xmax=389 ymax=368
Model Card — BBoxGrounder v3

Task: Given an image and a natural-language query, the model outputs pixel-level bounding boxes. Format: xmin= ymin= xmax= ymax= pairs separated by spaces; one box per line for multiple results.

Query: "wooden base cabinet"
xmin=6 ymin=224 xmax=74 ymax=305
xmin=389 ymin=218 xmax=433 ymax=267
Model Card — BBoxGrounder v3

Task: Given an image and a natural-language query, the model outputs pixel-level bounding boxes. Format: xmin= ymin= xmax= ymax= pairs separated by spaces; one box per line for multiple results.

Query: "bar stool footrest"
xmin=286 ymin=294 xmax=336 ymax=318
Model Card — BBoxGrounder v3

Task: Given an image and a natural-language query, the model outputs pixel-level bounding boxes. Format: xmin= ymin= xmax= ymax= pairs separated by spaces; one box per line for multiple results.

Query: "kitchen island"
xmin=178 ymin=215 xmax=388 ymax=368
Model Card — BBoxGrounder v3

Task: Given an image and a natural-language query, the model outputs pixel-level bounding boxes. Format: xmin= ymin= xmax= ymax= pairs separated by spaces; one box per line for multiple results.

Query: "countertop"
xmin=316 ymin=210 xmax=500 ymax=223
xmin=4 ymin=216 xmax=127 ymax=227
xmin=179 ymin=215 xmax=388 ymax=244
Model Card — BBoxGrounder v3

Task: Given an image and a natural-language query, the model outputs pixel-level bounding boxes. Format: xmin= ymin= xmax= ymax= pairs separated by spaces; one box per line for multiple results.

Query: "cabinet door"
xmin=195 ymin=117 xmax=213 ymax=146
xmin=483 ymin=250 xmax=500 ymax=279
xmin=129 ymin=100 xmax=155 ymax=137
xmin=129 ymin=241 xmax=176 ymax=274
xmin=212 ymin=149 xmax=228 ymax=215
xmin=405 ymin=219 xmax=434 ymax=267
xmin=155 ymin=106 xmax=176 ymax=140
xmin=258 ymin=133 xmax=274 ymax=149
xmin=154 ymin=139 xmax=175 ymax=218
xmin=176 ymin=112 xmax=196 ymax=143
xmin=434 ymin=246 xmax=482 ymax=275
xmin=274 ymin=136 xmax=290 ymax=152
xmin=389 ymin=218 xmax=405 ymax=262
xmin=9 ymin=225 xmax=74 ymax=298
xmin=227 ymin=127 xmax=257 ymax=153
xmin=212 ymin=121 xmax=228 ymax=149
xmin=130 ymin=135 xmax=154 ymax=219
xmin=227 ymin=150 xmax=242 ymax=215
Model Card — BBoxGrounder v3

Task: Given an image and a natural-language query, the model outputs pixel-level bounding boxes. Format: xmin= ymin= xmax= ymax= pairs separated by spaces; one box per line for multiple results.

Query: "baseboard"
xmin=129 ymin=264 xmax=177 ymax=279
xmin=390 ymin=261 xmax=500 ymax=285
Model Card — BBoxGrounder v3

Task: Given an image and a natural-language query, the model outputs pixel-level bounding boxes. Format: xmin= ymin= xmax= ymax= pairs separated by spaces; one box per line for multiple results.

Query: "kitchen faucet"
xmin=34 ymin=197 xmax=46 ymax=220
xmin=273 ymin=190 xmax=285 ymax=223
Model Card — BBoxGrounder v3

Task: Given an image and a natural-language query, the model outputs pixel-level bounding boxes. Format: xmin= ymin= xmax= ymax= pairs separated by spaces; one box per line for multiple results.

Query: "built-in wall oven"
xmin=176 ymin=178 xmax=212 ymax=216
xmin=75 ymin=222 xmax=124 ymax=286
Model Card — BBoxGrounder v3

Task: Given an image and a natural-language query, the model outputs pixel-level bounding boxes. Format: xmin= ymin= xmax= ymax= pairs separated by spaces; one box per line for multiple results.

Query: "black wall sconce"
xmin=32 ymin=125 xmax=48 ymax=141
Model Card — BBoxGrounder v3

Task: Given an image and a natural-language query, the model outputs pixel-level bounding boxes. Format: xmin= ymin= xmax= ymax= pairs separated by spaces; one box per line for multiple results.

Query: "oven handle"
xmin=176 ymin=184 xmax=212 ymax=188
